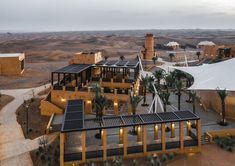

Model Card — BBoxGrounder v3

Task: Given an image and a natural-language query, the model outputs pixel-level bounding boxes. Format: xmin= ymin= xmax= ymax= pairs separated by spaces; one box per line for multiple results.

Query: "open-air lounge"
xmin=60 ymin=100 xmax=201 ymax=165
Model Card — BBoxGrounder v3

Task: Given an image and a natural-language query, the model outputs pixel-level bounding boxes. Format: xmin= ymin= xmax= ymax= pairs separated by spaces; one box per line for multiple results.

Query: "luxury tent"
xmin=165 ymin=58 xmax=235 ymax=91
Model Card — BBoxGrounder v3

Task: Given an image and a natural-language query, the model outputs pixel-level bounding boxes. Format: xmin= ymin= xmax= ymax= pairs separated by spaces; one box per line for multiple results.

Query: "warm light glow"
xmin=119 ymin=128 xmax=123 ymax=134
xmin=138 ymin=126 xmax=141 ymax=132
xmin=87 ymin=100 xmax=91 ymax=104
xmin=187 ymin=121 xmax=191 ymax=126
xmin=171 ymin=123 xmax=175 ymax=129
xmin=114 ymin=102 xmax=118 ymax=106
xmin=61 ymin=98 xmax=66 ymax=102
xmin=154 ymin=124 xmax=158 ymax=130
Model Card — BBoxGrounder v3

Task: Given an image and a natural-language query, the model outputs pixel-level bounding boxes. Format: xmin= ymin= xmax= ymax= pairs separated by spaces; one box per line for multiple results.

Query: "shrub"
xmin=47 ymin=156 xmax=51 ymax=161
xmin=227 ymin=146 xmax=233 ymax=152
xmin=132 ymin=159 xmax=137 ymax=166
xmin=35 ymin=150 xmax=40 ymax=157
xmin=40 ymin=154 xmax=46 ymax=161
xmin=168 ymin=152 xmax=175 ymax=160
xmin=38 ymin=146 xmax=44 ymax=153
xmin=161 ymin=154 xmax=168 ymax=162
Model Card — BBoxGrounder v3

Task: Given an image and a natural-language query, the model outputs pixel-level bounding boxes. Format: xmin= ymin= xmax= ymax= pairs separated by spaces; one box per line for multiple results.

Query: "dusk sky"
xmin=0 ymin=0 xmax=235 ymax=32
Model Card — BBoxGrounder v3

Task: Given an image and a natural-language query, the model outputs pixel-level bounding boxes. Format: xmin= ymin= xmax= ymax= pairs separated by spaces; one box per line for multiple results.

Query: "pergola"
xmin=60 ymin=100 xmax=201 ymax=165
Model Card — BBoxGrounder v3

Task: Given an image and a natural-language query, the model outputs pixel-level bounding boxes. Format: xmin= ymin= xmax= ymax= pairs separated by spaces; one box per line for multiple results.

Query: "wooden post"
xmin=114 ymin=100 xmax=118 ymax=115
xmin=137 ymin=126 xmax=141 ymax=142
xmin=119 ymin=128 xmax=123 ymax=144
xmin=161 ymin=123 xmax=166 ymax=151
xmin=179 ymin=121 xmax=184 ymax=151
xmin=128 ymin=101 xmax=132 ymax=115
xmin=154 ymin=124 xmax=158 ymax=140
xmin=123 ymin=128 xmax=127 ymax=157
xmin=142 ymin=125 xmax=147 ymax=154
xmin=187 ymin=121 xmax=191 ymax=136
xmin=81 ymin=131 xmax=86 ymax=162
xmin=171 ymin=123 xmax=175 ymax=138
xmin=60 ymin=133 xmax=65 ymax=166
xmin=102 ymin=129 xmax=107 ymax=160
xmin=197 ymin=120 xmax=201 ymax=150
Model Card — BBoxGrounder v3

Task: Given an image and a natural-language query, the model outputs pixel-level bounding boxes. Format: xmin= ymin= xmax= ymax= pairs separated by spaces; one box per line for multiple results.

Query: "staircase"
xmin=201 ymin=133 xmax=210 ymax=145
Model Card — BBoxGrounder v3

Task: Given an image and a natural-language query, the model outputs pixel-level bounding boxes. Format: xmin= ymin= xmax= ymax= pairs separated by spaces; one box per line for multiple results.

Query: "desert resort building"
xmin=40 ymin=51 xmax=140 ymax=116
xmin=0 ymin=53 xmax=25 ymax=75
xmin=39 ymin=47 xmax=202 ymax=165
xmin=38 ymin=34 xmax=235 ymax=166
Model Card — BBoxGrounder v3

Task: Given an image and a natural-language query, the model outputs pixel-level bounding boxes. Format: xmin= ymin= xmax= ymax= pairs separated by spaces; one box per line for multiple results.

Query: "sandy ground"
xmin=1 ymin=30 xmax=235 ymax=89
xmin=168 ymin=144 xmax=235 ymax=166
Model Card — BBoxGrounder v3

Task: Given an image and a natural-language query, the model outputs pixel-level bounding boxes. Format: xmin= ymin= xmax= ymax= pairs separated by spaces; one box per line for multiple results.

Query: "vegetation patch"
xmin=31 ymin=136 xmax=60 ymax=166
xmin=0 ymin=93 xmax=14 ymax=110
xmin=16 ymin=97 xmax=50 ymax=139
xmin=214 ymin=136 xmax=234 ymax=152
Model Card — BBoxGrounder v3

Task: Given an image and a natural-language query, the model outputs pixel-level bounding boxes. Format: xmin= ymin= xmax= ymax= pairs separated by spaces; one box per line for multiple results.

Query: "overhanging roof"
xmin=61 ymin=100 xmax=199 ymax=133
xmin=95 ymin=59 xmax=139 ymax=68
xmin=53 ymin=64 xmax=92 ymax=74
xmin=170 ymin=58 xmax=235 ymax=91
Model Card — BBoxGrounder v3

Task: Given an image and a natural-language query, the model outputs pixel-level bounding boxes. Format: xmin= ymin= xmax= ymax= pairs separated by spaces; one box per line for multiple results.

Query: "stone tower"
xmin=143 ymin=33 xmax=155 ymax=60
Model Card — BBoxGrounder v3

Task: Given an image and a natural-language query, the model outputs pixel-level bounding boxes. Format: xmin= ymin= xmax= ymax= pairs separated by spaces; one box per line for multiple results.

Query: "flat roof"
xmin=0 ymin=53 xmax=23 ymax=58
xmin=53 ymin=64 xmax=92 ymax=74
xmin=95 ymin=59 xmax=139 ymax=68
xmin=61 ymin=100 xmax=200 ymax=133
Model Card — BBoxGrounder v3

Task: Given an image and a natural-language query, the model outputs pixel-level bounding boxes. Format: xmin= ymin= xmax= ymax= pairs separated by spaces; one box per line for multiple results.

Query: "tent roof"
xmin=170 ymin=58 xmax=235 ymax=91
xmin=197 ymin=41 xmax=215 ymax=46
xmin=166 ymin=41 xmax=179 ymax=47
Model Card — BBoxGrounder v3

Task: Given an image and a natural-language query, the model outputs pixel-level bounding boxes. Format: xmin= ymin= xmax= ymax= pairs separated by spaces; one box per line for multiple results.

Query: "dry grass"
xmin=16 ymin=98 xmax=50 ymax=139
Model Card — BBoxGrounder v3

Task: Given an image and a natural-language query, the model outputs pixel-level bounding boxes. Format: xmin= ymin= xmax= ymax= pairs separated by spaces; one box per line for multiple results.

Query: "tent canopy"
xmin=169 ymin=58 xmax=235 ymax=91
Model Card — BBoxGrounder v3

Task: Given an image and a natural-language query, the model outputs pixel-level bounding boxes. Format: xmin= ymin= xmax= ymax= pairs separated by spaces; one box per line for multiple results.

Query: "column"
xmin=81 ymin=131 xmax=86 ymax=162
xmin=102 ymin=129 xmax=107 ymax=160
xmin=114 ymin=100 xmax=118 ymax=115
xmin=137 ymin=126 xmax=141 ymax=142
xmin=51 ymin=72 xmax=54 ymax=85
xmin=197 ymin=120 xmax=201 ymax=150
xmin=119 ymin=128 xmax=123 ymax=144
xmin=142 ymin=125 xmax=147 ymax=154
xmin=60 ymin=133 xmax=65 ymax=166
xmin=179 ymin=121 xmax=184 ymax=151
xmin=127 ymin=101 xmax=132 ymax=115
xmin=186 ymin=121 xmax=191 ymax=136
xmin=75 ymin=74 xmax=78 ymax=87
xmin=123 ymin=128 xmax=127 ymax=157
xmin=171 ymin=123 xmax=175 ymax=138
xmin=154 ymin=124 xmax=158 ymax=140
xmin=63 ymin=73 xmax=66 ymax=86
xmin=161 ymin=123 xmax=166 ymax=151
xmin=58 ymin=73 xmax=60 ymax=85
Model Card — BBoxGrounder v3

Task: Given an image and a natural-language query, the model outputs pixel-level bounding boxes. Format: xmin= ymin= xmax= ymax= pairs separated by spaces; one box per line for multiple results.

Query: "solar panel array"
xmin=53 ymin=64 xmax=92 ymax=74
xmin=61 ymin=100 xmax=84 ymax=132
xmin=61 ymin=100 xmax=199 ymax=133
xmin=94 ymin=59 xmax=139 ymax=68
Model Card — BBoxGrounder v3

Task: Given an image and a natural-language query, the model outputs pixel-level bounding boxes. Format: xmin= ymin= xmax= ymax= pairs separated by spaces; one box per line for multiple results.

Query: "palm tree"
xmin=93 ymin=85 xmax=108 ymax=138
xmin=164 ymin=73 xmax=175 ymax=91
xmin=217 ymin=89 xmax=228 ymax=126
xmin=119 ymin=55 xmax=125 ymax=61
xmin=130 ymin=95 xmax=142 ymax=134
xmin=196 ymin=51 xmax=201 ymax=59
xmin=175 ymin=80 xmax=183 ymax=111
xmin=159 ymin=91 xmax=170 ymax=112
xmin=169 ymin=53 xmax=175 ymax=62
xmin=191 ymin=91 xmax=197 ymax=128
xmin=154 ymin=69 xmax=164 ymax=86
xmin=141 ymin=76 xmax=149 ymax=106
xmin=185 ymin=73 xmax=194 ymax=102
xmin=152 ymin=56 xmax=158 ymax=64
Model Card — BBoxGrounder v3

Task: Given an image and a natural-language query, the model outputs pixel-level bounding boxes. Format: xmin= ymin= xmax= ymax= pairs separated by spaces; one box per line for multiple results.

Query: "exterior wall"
xmin=203 ymin=45 xmax=218 ymax=59
xmin=143 ymin=34 xmax=155 ymax=60
xmin=0 ymin=53 xmax=25 ymax=75
xmin=69 ymin=52 xmax=102 ymax=64
xmin=40 ymin=100 xmax=64 ymax=116
xmin=198 ymin=91 xmax=235 ymax=121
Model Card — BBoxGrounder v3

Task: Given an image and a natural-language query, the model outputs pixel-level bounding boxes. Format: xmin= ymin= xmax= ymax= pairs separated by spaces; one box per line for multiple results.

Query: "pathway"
xmin=0 ymin=84 xmax=58 ymax=166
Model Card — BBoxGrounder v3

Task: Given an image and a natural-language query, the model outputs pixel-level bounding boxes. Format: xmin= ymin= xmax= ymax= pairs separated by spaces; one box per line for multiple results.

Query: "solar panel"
xmin=54 ymin=64 xmax=92 ymax=74
xmin=122 ymin=115 xmax=143 ymax=125
xmin=174 ymin=111 xmax=198 ymax=120
xmin=158 ymin=112 xmax=179 ymax=121
xmin=116 ymin=61 xmax=128 ymax=66
xmin=61 ymin=99 xmax=84 ymax=132
xmin=140 ymin=114 xmax=162 ymax=123
xmin=106 ymin=60 xmax=118 ymax=66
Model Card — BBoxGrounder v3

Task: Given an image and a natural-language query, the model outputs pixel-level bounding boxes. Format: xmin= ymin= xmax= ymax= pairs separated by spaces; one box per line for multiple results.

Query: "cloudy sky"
xmin=0 ymin=0 xmax=235 ymax=32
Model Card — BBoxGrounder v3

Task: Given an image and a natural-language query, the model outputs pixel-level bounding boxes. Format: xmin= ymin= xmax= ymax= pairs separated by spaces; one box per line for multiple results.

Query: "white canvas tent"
xmin=169 ymin=58 xmax=235 ymax=91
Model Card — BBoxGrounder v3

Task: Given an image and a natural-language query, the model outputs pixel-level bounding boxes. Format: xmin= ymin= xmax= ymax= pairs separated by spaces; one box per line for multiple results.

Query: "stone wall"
xmin=198 ymin=91 xmax=235 ymax=121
